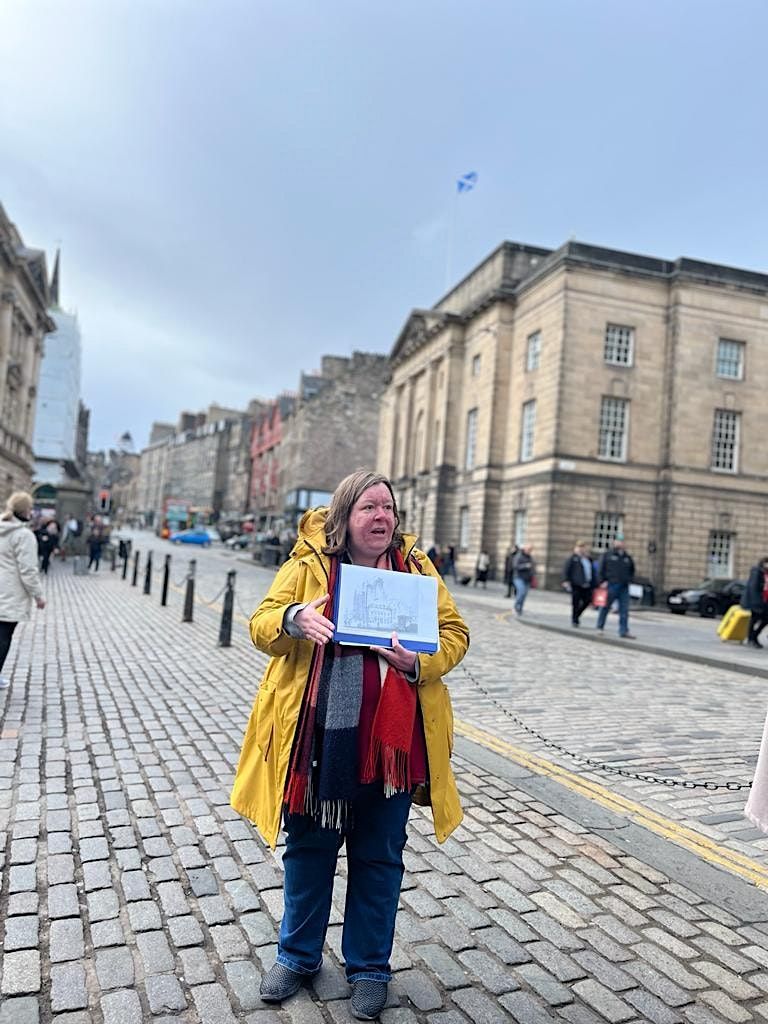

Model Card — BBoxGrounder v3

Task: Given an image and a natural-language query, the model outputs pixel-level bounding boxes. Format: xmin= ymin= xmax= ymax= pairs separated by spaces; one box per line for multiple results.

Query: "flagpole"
xmin=445 ymin=186 xmax=459 ymax=292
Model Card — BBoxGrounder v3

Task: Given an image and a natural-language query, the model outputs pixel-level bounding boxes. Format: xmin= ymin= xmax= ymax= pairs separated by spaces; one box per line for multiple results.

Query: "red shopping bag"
xmin=592 ymin=583 xmax=608 ymax=608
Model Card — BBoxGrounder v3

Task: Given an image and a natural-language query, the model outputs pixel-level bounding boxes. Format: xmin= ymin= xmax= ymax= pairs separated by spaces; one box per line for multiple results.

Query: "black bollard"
xmin=161 ymin=554 xmax=171 ymax=607
xmin=218 ymin=570 xmax=236 ymax=648
xmin=143 ymin=550 xmax=153 ymax=595
xmin=131 ymin=551 xmax=140 ymax=586
xmin=122 ymin=553 xmax=128 ymax=580
xmin=182 ymin=559 xmax=196 ymax=623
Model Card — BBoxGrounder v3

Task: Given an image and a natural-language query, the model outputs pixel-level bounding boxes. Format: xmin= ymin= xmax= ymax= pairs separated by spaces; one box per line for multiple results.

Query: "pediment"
xmin=390 ymin=309 xmax=460 ymax=365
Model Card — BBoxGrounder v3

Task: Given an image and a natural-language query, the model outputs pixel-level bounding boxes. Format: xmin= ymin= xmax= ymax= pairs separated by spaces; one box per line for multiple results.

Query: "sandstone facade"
xmin=378 ymin=240 xmax=768 ymax=592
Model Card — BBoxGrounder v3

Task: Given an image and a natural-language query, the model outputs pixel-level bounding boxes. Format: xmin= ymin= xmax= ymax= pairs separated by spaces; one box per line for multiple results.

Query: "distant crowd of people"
xmin=25 ymin=512 xmax=110 ymax=574
xmin=424 ymin=536 xmax=638 ymax=637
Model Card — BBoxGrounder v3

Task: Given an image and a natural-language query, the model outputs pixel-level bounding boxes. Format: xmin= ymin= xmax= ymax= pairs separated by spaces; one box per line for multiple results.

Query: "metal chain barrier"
xmin=235 ymin=595 xmax=257 ymax=620
xmin=459 ymin=662 xmax=752 ymax=791
xmin=194 ymin=582 xmax=228 ymax=608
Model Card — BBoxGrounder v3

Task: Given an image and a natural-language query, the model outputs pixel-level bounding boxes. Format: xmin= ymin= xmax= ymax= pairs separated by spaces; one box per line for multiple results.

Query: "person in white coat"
xmin=0 ymin=492 xmax=45 ymax=690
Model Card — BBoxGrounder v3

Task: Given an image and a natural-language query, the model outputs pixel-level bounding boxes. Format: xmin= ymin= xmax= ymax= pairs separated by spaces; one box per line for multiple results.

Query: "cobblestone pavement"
xmin=1 ymin=555 xmax=768 ymax=1022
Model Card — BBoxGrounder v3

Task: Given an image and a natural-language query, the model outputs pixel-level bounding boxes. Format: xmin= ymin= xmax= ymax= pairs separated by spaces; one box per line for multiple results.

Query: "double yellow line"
xmin=455 ymin=718 xmax=768 ymax=891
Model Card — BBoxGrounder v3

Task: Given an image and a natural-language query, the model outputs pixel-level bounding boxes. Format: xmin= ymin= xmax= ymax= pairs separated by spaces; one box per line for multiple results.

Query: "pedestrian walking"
xmin=504 ymin=545 xmax=519 ymax=598
xmin=740 ymin=557 xmax=768 ymax=648
xmin=512 ymin=544 xmax=536 ymax=614
xmin=439 ymin=543 xmax=457 ymax=581
xmin=0 ymin=492 xmax=46 ymax=690
xmin=87 ymin=516 xmax=106 ymax=571
xmin=37 ymin=521 xmax=59 ymax=575
xmin=562 ymin=540 xmax=595 ymax=626
xmin=230 ymin=469 xmax=469 ymax=1020
xmin=595 ymin=535 xmax=636 ymax=638
xmin=426 ymin=543 xmax=442 ymax=573
xmin=474 ymin=549 xmax=491 ymax=588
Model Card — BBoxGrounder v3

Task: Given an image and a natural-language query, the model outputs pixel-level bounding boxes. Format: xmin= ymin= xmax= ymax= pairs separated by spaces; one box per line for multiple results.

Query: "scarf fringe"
xmin=363 ymin=736 xmax=411 ymax=796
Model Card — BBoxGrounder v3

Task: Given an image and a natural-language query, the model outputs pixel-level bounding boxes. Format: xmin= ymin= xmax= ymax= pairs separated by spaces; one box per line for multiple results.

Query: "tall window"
xmin=459 ymin=506 xmax=470 ymax=552
xmin=526 ymin=331 xmax=541 ymax=371
xmin=520 ymin=400 xmax=536 ymax=462
xmin=593 ymin=512 xmax=624 ymax=552
xmin=472 ymin=354 xmax=482 ymax=376
xmin=604 ymin=323 xmax=634 ymax=366
xmin=433 ymin=419 xmax=441 ymax=466
xmin=716 ymin=339 xmax=745 ymax=380
xmin=707 ymin=531 xmax=733 ymax=578
xmin=514 ymin=509 xmax=527 ymax=547
xmin=598 ymin=397 xmax=629 ymax=461
xmin=711 ymin=409 xmax=740 ymax=472
xmin=465 ymin=408 xmax=478 ymax=470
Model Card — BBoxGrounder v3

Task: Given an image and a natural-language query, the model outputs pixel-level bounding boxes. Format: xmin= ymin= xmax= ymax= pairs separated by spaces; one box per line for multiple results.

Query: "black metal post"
xmin=143 ymin=551 xmax=153 ymax=595
xmin=161 ymin=554 xmax=171 ymax=607
xmin=218 ymin=570 xmax=236 ymax=648
xmin=182 ymin=559 xmax=196 ymax=623
xmin=131 ymin=551 xmax=140 ymax=586
xmin=122 ymin=553 xmax=128 ymax=580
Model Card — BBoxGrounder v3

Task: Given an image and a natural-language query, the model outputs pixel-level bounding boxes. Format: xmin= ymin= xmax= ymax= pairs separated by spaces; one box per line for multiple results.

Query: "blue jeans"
xmin=277 ymin=783 xmax=412 ymax=983
xmin=596 ymin=582 xmax=630 ymax=635
xmin=513 ymin=576 xmax=530 ymax=613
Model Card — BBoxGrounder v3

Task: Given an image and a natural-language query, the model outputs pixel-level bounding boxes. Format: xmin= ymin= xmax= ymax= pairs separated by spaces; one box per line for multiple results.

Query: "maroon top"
xmin=355 ymin=648 xmax=428 ymax=786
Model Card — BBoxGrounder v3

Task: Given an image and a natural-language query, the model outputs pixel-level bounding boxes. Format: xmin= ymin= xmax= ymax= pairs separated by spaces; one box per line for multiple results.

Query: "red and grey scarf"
xmin=284 ymin=549 xmax=418 ymax=829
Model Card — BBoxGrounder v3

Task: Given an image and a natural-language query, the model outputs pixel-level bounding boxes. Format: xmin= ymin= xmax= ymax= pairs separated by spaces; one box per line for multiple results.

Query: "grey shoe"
xmin=351 ymin=980 xmax=388 ymax=1020
xmin=0 ymin=676 xmax=8 ymax=690
xmin=260 ymin=963 xmax=305 ymax=1003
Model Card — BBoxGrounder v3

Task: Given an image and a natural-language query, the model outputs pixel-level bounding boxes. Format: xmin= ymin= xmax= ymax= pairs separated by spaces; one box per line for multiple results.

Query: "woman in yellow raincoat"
xmin=231 ymin=469 xmax=469 ymax=1020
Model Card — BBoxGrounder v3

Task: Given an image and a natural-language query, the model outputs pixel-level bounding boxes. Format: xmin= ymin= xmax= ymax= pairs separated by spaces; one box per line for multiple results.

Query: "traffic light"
xmin=99 ymin=490 xmax=111 ymax=512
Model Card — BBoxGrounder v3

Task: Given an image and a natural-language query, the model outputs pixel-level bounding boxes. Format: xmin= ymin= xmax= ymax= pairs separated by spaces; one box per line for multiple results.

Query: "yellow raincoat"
xmin=230 ymin=508 xmax=470 ymax=849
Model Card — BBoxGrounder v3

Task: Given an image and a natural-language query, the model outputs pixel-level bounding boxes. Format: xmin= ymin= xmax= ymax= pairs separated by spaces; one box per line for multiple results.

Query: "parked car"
xmin=225 ymin=533 xmax=251 ymax=550
xmin=666 ymin=578 xmax=745 ymax=617
xmin=169 ymin=527 xmax=220 ymax=547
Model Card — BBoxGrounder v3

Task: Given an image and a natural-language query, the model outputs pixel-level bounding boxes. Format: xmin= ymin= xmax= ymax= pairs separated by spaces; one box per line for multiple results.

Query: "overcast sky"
xmin=2 ymin=0 xmax=767 ymax=451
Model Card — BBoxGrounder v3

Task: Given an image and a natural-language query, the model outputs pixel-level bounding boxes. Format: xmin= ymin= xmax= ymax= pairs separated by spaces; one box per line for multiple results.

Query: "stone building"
xmin=137 ymin=405 xmax=257 ymax=528
xmin=280 ymin=352 xmax=390 ymax=521
xmin=378 ymin=239 xmax=768 ymax=592
xmin=249 ymin=353 xmax=391 ymax=528
xmin=250 ymin=394 xmax=296 ymax=523
xmin=0 ymin=204 xmax=55 ymax=493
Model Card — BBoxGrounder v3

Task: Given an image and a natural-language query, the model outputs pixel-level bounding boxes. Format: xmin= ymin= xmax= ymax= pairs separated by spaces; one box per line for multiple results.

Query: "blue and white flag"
xmin=457 ymin=171 xmax=478 ymax=193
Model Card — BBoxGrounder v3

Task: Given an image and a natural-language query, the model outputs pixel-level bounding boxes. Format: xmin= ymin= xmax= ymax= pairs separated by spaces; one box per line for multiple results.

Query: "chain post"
xmin=161 ymin=554 xmax=171 ymax=607
xmin=143 ymin=550 xmax=153 ymax=595
xmin=182 ymin=559 xmax=196 ymax=623
xmin=131 ymin=551 xmax=140 ymax=587
xmin=218 ymin=570 xmax=236 ymax=647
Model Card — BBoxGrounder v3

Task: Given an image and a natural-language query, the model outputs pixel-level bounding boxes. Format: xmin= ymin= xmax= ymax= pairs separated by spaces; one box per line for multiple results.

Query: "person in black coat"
xmin=561 ymin=540 xmax=595 ymax=626
xmin=504 ymin=545 xmax=519 ymax=598
xmin=596 ymin=537 xmax=636 ymax=638
xmin=741 ymin=558 xmax=768 ymax=648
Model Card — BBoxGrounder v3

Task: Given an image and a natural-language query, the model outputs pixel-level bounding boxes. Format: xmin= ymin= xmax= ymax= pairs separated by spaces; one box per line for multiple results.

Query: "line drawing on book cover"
xmin=342 ymin=574 xmax=418 ymax=633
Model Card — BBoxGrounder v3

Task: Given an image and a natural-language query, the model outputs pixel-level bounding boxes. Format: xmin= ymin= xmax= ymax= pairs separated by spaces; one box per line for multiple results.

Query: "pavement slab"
xmin=1 ymin=551 xmax=768 ymax=1020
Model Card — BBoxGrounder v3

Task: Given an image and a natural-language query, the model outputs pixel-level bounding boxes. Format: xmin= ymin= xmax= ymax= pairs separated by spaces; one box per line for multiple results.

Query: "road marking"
xmin=455 ymin=718 xmax=768 ymax=891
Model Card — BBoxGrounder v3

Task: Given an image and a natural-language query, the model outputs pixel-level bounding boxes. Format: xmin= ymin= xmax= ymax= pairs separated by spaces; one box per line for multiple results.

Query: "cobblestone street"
xmin=2 ymin=547 xmax=768 ymax=1022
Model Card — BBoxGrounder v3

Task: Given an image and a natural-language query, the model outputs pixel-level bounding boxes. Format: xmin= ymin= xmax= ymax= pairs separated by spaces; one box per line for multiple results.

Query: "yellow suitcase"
xmin=718 ymin=605 xmax=750 ymax=642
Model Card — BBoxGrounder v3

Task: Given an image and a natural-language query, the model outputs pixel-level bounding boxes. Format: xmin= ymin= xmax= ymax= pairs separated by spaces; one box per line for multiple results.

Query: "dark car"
xmin=666 ymin=578 xmax=745 ymax=617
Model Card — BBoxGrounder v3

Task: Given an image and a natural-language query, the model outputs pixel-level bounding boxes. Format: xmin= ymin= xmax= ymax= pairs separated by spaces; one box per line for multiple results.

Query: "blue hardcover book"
xmin=332 ymin=563 xmax=439 ymax=654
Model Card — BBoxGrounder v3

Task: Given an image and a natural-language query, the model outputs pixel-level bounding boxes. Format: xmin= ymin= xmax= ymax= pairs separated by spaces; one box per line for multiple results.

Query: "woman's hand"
xmin=371 ymin=632 xmax=417 ymax=675
xmin=293 ymin=594 xmax=335 ymax=645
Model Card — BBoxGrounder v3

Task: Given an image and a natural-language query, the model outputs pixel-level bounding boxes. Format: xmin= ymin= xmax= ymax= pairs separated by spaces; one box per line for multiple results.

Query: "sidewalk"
xmin=1 ymin=566 xmax=768 ymax=1023
xmin=446 ymin=578 xmax=768 ymax=680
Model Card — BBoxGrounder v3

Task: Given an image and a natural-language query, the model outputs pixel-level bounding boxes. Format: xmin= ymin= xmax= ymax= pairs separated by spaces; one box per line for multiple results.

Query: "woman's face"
xmin=346 ymin=483 xmax=396 ymax=566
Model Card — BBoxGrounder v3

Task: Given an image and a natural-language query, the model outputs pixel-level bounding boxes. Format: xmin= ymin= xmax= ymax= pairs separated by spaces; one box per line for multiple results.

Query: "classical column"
xmin=0 ymin=289 xmax=15 ymax=425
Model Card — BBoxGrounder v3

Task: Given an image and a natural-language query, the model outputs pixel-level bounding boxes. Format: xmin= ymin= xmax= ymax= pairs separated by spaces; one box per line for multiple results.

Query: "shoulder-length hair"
xmin=323 ymin=469 xmax=403 ymax=557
